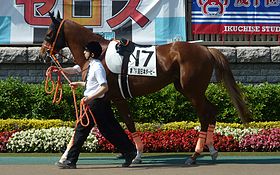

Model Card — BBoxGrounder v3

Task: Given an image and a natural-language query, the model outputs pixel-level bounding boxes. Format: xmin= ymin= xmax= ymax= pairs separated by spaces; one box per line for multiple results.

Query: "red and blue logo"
xmin=197 ymin=0 xmax=229 ymax=16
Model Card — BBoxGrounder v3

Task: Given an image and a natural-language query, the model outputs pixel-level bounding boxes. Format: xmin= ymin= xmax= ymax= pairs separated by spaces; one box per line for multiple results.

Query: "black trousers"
xmin=67 ymin=98 xmax=136 ymax=164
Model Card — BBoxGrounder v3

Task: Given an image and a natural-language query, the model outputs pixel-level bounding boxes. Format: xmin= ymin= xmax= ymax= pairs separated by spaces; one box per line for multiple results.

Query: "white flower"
xmin=7 ymin=127 xmax=98 ymax=153
xmin=194 ymin=125 xmax=260 ymax=141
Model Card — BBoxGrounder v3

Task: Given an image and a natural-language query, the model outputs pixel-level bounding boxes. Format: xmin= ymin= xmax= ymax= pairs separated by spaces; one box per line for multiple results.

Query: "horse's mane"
xmin=64 ymin=19 xmax=109 ymax=44
xmin=95 ymin=33 xmax=103 ymax=38
xmin=91 ymin=32 xmax=108 ymax=42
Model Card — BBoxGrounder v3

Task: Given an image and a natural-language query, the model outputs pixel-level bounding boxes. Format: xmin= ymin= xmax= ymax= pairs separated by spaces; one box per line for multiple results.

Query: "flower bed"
xmin=240 ymin=128 xmax=280 ymax=152
xmin=2 ymin=126 xmax=280 ymax=153
xmin=0 ymin=130 xmax=17 ymax=152
xmin=6 ymin=127 xmax=98 ymax=153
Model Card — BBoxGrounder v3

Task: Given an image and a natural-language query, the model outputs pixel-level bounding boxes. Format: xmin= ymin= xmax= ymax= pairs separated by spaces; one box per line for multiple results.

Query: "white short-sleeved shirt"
xmin=83 ymin=59 xmax=107 ymax=98
xmin=73 ymin=65 xmax=81 ymax=73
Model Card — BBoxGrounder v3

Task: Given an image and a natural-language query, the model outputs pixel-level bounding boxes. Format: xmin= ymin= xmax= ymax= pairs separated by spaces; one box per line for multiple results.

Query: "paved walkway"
xmin=1 ymin=154 xmax=280 ymax=175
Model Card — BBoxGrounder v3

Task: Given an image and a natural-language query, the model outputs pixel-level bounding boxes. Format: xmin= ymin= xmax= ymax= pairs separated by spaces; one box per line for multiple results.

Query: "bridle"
xmin=43 ymin=19 xmax=67 ymax=69
xmin=43 ymin=19 xmax=88 ymax=75
xmin=44 ymin=19 xmax=71 ymax=102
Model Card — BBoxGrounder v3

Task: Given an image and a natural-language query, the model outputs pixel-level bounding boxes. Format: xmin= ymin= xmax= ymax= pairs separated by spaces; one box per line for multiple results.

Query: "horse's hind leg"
xmin=198 ymin=100 xmax=218 ymax=161
xmin=113 ymin=99 xmax=143 ymax=163
xmin=189 ymin=98 xmax=218 ymax=165
xmin=205 ymin=124 xmax=218 ymax=161
xmin=174 ymin=80 xmax=218 ymax=165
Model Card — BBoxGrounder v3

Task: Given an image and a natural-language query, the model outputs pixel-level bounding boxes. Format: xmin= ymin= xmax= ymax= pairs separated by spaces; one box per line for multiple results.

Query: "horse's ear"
xmin=57 ymin=11 xmax=61 ymax=20
xmin=49 ymin=11 xmax=55 ymax=22
xmin=49 ymin=11 xmax=54 ymax=18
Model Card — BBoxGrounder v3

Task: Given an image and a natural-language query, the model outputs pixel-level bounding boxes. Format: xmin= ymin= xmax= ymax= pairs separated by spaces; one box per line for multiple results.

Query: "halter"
xmin=43 ymin=19 xmax=96 ymax=128
xmin=43 ymin=19 xmax=66 ymax=69
xmin=44 ymin=19 xmax=71 ymax=104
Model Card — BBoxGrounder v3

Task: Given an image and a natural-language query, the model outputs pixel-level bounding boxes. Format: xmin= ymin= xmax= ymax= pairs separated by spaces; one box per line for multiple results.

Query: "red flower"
xmin=0 ymin=130 xmax=17 ymax=152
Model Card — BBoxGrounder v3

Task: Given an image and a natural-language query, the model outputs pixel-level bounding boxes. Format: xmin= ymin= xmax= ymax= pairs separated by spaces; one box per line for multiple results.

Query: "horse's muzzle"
xmin=38 ymin=51 xmax=47 ymax=63
xmin=39 ymin=42 xmax=52 ymax=63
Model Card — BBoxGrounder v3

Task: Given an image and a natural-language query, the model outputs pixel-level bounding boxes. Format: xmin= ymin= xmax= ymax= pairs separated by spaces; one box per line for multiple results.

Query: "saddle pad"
xmin=105 ymin=41 xmax=157 ymax=77
xmin=105 ymin=40 xmax=123 ymax=73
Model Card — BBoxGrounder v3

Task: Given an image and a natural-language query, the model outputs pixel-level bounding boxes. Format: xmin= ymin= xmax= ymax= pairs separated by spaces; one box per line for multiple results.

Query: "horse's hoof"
xmin=132 ymin=157 xmax=142 ymax=164
xmin=185 ymin=158 xmax=196 ymax=166
xmin=210 ymin=151 xmax=218 ymax=161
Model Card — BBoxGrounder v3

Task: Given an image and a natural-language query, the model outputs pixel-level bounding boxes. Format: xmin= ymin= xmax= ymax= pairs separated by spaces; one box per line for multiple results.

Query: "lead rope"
xmin=44 ymin=55 xmax=96 ymax=128
xmin=77 ymin=99 xmax=97 ymax=127
xmin=45 ymin=66 xmax=63 ymax=104
xmin=44 ymin=66 xmax=96 ymax=128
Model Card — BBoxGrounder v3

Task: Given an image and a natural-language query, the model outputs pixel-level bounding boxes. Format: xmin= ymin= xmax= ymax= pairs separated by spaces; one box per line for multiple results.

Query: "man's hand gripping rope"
xmin=77 ymin=97 xmax=96 ymax=127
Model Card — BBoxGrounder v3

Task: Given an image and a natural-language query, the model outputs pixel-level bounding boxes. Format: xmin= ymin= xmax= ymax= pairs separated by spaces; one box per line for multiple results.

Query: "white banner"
xmin=0 ymin=0 xmax=186 ymax=45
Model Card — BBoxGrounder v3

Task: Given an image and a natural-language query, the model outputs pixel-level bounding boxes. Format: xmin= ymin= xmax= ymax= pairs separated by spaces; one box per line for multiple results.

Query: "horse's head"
xmin=39 ymin=11 xmax=67 ymax=62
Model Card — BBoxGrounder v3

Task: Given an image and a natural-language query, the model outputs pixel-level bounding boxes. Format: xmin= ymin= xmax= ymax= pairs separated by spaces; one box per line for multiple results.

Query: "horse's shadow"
xmin=134 ymin=153 xmax=280 ymax=165
xmin=77 ymin=154 xmax=280 ymax=169
xmin=212 ymin=158 xmax=280 ymax=164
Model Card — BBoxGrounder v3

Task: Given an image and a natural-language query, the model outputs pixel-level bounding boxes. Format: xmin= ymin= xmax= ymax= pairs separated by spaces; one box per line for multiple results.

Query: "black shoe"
xmin=55 ymin=160 xmax=76 ymax=169
xmin=122 ymin=151 xmax=137 ymax=167
xmin=60 ymin=147 xmax=66 ymax=153
xmin=116 ymin=153 xmax=125 ymax=159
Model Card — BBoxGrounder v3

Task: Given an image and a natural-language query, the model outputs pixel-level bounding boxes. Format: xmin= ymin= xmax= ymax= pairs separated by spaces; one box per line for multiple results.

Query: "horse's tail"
xmin=208 ymin=48 xmax=251 ymax=124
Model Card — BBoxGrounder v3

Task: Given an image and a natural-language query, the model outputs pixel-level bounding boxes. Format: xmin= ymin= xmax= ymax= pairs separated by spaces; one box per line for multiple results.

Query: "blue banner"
xmin=0 ymin=16 xmax=11 ymax=44
xmin=192 ymin=0 xmax=280 ymax=34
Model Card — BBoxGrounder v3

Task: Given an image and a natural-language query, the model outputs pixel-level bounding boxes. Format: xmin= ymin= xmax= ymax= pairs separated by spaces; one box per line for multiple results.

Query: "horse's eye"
xmin=45 ymin=36 xmax=51 ymax=43
xmin=45 ymin=31 xmax=54 ymax=43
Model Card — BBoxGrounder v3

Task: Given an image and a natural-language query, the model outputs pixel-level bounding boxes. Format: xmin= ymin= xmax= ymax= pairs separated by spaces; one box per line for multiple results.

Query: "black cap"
xmin=84 ymin=41 xmax=102 ymax=59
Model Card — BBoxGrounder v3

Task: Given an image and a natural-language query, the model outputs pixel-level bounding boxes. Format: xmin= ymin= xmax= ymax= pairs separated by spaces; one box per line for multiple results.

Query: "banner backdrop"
xmin=192 ymin=0 xmax=280 ymax=34
xmin=0 ymin=0 xmax=186 ymax=45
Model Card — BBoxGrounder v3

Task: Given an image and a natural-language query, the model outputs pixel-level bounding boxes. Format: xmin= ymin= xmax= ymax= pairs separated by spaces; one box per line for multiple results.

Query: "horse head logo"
xmin=197 ymin=0 xmax=229 ymax=16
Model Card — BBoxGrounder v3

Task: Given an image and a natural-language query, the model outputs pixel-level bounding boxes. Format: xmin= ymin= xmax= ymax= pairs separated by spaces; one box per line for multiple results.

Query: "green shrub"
xmin=127 ymin=85 xmax=196 ymax=123
xmin=1 ymin=119 xmax=280 ymax=132
xmin=0 ymin=78 xmax=33 ymax=118
xmin=243 ymin=83 xmax=280 ymax=122
xmin=1 ymin=78 xmax=280 ymax=123
xmin=0 ymin=119 xmax=74 ymax=132
xmin=0 ymin=78 xmax=83 ymax=121
xmin=159 ymin=121 xmax=280 ymax=131
xmin=160 ymin=121 xmax=199 ymax=131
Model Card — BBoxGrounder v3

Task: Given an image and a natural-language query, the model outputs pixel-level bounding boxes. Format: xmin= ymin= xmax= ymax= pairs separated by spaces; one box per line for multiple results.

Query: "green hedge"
xmin=126 ymin=82 xmax=280 ymax=123
xmin=0 ymin=78 xmax=83 ymax=120
xmin=0 ymin=119 xmax=74 ymax=132
xmin=1 ymin=77 xmax=280 ymax=123
xmin=1 ymin=119 xmax=280 ymax=132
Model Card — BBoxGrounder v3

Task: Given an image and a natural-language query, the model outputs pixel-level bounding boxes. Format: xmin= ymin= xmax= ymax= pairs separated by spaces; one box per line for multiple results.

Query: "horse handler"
xmin=56 ymin=41 xmax=136 ymax=169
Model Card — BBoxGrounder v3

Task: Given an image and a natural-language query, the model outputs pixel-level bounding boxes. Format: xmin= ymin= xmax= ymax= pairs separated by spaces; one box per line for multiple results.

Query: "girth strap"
xmin=118 ymin=74 xmax=132 ymax=99
xmin=116 ymin=38 xmax=135 ymax=99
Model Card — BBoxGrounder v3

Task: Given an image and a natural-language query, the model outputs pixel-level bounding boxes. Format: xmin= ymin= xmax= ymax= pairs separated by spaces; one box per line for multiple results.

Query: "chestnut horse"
xmin=39 ymin=13 xmax=251 ymax=165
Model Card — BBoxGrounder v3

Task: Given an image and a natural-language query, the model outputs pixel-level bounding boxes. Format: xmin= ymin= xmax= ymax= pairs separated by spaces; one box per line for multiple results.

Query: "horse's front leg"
xmin=113 ymin=99 xmax=143 ymax=164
